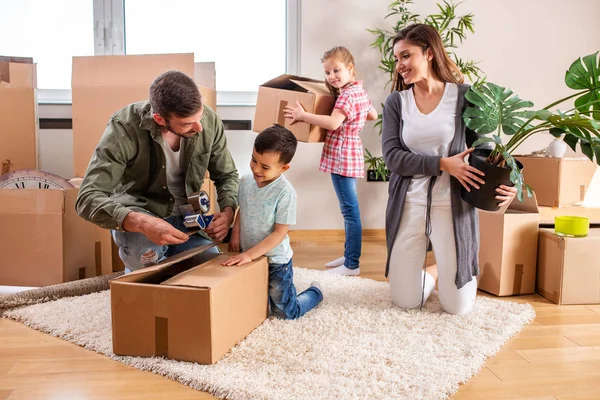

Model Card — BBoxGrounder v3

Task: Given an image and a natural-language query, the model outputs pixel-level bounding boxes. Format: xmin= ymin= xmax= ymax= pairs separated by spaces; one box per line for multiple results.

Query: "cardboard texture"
xmin=536 ymin=228 xmax=600 ymax=305
xmin=71 ymin=54 xmax=217 ymax=177
xmin=0 ymin=56 xmax=37 ymax=172
xmin=477 ymin=192 xmax=540 ymax=296
xmin=253 ymin=75 xmax=335 ymax=142
xmin=515 ymin=156 xmax=598 ymax=207
xmin=0 ymin=188 xmax=113 ymax=286
xmin=111 ymin=245 xmax=268 ymax=364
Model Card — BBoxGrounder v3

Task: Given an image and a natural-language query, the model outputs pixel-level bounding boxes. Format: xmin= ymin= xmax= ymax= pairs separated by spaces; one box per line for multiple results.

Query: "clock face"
xmin=0 ymin=169 xmax=74 ymax=190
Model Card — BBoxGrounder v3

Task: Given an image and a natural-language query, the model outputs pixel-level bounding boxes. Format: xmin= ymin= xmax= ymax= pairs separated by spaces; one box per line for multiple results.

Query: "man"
xmin=76 ymin=70 xmax=238 ymax=272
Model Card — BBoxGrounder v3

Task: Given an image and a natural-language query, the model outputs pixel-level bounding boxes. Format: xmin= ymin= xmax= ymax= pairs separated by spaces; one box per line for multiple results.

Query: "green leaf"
xmin=549 ymin=127 xmax=565 ymax=138
xmin=564 ymin=133 xmax=579 ymax=152
xmin=565 ymin=52 xmax=600 ymax=116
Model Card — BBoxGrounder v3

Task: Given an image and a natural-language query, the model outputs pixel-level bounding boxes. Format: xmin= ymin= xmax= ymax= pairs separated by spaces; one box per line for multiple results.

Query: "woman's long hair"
xmin=391 ymin=23 xmax=463 ymax=92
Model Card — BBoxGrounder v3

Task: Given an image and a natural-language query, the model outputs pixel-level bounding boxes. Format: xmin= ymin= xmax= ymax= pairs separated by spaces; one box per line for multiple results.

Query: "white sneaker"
xmin=326 ymin=265 xmax=360 ymax=276
xmin=325 ymin=256 xmax=345 ymax=268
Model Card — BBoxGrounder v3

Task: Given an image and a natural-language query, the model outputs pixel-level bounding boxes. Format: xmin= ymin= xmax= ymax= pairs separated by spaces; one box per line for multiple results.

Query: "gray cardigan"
xmin=382 ymin=83 xmax=482 ymax=289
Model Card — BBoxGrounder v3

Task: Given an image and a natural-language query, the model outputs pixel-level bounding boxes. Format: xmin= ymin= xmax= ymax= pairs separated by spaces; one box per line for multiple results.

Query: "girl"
xmin=382 ymin=24 xmax=517 ymax=314
xmin=284 ymin=46 xmax=378 ymax=276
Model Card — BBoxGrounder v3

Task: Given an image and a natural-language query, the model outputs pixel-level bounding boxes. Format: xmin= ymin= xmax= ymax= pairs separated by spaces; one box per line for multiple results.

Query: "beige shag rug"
xmin=1 ymin=268 xmax=534 ymax=400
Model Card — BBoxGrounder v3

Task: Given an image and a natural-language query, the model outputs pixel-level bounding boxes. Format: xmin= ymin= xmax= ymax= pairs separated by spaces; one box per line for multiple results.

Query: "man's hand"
xmin=221 ymin=252 xmax=253 ymax=266
xmin=122 ymin=211 xmax=188 ymax=246
xmin=204 ymin=207 xmax=234 ymax=242
xmin=440 ymin=147 xmax=486 ymax=192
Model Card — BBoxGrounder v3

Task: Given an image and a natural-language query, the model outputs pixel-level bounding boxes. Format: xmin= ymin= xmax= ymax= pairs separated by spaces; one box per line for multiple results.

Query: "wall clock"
xmin=0 ymin=169 xmax=74 ymax=190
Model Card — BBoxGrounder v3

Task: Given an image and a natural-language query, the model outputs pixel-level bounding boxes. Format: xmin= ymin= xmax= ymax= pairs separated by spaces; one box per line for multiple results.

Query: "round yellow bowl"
xmin=554 ymin=216 xmax=590 ymax=237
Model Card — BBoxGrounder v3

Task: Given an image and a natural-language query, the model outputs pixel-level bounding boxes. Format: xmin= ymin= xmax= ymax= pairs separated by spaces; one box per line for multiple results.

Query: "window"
xmin=0 ymin=0 xmax=95 ymax=90
xmin=124 ymin=0 xmax=287 ymax=92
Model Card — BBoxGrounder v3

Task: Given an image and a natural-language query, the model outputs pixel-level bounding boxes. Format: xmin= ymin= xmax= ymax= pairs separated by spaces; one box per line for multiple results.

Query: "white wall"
xmin=38 ymin=0 xmax=600 ymax=230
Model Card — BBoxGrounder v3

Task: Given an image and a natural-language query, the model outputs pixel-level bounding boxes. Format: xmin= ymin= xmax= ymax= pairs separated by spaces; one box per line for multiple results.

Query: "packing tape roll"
xmin=188 ymin=190 xmax=210 ymax=214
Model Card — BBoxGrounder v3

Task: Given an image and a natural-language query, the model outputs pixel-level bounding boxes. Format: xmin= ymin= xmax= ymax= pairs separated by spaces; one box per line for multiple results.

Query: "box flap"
xmin=0 ymin=189 xmax=64 ymax=213
xmin=194 ymin=62 xmax=216 ymax=90
xmin=72 ymin=53 xmax=195 ymax=87
xmin=289 ymin=79 xmax=331 ymax=96
xmin=115 ymin=242 xmax=218 ymax=280
xmin=260 ymin=74 xmax=324 ymax=92
xmin=0 ymin=56 xmax=36 ymax=88
xmin=507 ymin=189 xmax=539 ymax=214
xmin=161 ymin=255 xmax=265 ymax=288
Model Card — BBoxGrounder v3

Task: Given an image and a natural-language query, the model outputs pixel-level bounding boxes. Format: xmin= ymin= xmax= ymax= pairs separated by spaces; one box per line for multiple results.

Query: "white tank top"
xmin=163 ymin=138 xmax=187 ymax=216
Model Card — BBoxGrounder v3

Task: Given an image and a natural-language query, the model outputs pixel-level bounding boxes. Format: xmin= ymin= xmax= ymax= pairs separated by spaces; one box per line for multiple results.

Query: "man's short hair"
xmin=254 ymin=125 xmax=298 ymax=164
xmin=149 ymin=70 xmax=202 ymax=118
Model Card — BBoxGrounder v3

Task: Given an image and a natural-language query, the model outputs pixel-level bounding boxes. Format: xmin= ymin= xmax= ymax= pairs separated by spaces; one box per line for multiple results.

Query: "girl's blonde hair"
xmin=321 ymin=46 xmax=357 ymax=97
xmin=391 ymin=23 xmax=463 ymax=92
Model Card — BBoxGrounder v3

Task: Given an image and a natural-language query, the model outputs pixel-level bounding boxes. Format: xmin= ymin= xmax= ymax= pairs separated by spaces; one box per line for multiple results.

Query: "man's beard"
xmin=165 ymin=120 xmax=196 ymax=137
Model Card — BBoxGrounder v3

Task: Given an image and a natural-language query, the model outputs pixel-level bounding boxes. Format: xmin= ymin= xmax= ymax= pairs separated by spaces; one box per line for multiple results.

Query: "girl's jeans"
xmin=331 ymin=173 xmax=362 ymax=269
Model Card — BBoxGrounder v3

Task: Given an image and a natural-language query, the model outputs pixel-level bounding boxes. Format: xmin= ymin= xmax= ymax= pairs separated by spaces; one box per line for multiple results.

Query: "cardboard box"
xmin=253 ymin=75 xmax=335 ymax=142
xmin=110 ymin=245 xmax=268 ymax=364
xmin=477 ymin=193 xmax=540 ymax=296
xmin=0 ymin=56 xmax=37 ymax=172
xmin=72 ymin=53 xmax=217 ymax=177
xmin=515 ymin=156 xmax=598 ymax=207
xmin=536 ymin=228 xmax=600 ymax=305
xmin=0 ymin=188 xmax=113 ymax=287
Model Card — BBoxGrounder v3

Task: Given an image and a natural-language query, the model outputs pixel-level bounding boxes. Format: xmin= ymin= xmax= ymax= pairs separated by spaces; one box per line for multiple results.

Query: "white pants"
xmin=389 ymin=202 xmax=477 ymax=315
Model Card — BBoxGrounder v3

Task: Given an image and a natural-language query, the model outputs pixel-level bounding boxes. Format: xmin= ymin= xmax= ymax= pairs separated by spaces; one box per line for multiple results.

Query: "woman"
xmin=382 ymin=23 xmax=517 ymax=315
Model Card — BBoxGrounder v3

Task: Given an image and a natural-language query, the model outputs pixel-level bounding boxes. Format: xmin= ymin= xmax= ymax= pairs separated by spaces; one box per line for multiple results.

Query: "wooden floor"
xmin=1 ymin=232 xmax=599 ymax=399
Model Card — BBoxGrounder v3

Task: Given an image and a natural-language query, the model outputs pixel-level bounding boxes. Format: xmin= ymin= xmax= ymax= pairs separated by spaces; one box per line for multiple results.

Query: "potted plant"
xmin=366 ymin=0 xmax=485 ymax=180
xmin=365 ymin=148 xmax=390 ymax=181
xmin=463 ymin=52 xmax=600 ymax=211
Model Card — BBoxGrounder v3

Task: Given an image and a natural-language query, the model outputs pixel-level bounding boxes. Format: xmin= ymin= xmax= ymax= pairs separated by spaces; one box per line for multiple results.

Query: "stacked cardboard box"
xmin=0 ymin=56 xmax=37 ymax=172
xmin=478 ymin=193 xmax=540 ymax=296
xmin=111 ymin=244 xmax=268 ymax=364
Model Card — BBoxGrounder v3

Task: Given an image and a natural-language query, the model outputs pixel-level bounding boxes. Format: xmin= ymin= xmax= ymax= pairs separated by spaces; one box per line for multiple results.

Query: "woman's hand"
xmin=496 ymin=184 xmax=517 ymax=207
xmin=283 ymin=101 xmax=306 ymax=124
xmin=440 ymin=147 xmax=485 ymax=192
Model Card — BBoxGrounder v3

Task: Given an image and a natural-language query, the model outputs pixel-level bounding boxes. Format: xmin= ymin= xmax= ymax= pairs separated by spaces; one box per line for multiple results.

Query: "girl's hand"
xmin=221 ymin=252 xmax=253 ymax=267
xmin=440 ymin=147 xmax=486 ymax=192
xmin=496 ymin=184 xmax=517 ymax=207
xmin=283 ymin=101 xmax=306 ymax=124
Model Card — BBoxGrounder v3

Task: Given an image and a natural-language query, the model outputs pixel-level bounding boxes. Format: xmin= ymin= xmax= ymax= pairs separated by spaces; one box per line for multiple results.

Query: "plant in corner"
xmin=365 ymin=148 xmax=390 ymax=181
xmin=462 ymin=51 xmax=600 ymax=211
xmin=365 ymin=0 xmax=485 ymax=181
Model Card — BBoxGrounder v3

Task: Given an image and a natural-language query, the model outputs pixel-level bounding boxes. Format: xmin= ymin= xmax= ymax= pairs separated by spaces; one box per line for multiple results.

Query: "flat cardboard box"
xmin=111 ymin=245 xmax=268 ymax=364
xmin=515 ymin=156 xmax=598 ymax=207
xmin=0 ymin=188 xmax=112 ymax=286
xmin=478 ymin=192 xmax=540 ymax=296
xmin=253 ymin=75 xmax=335 ymax=142
xmin=0 ymin=56 xmax=37 ymax=172
xmin=71 ymin=54 xmax=217 ymax=177
xmin=536 ymin=228 xmax=600 ymax=305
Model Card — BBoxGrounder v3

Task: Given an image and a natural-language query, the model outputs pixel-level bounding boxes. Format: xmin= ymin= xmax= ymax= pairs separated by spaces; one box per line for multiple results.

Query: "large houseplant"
xmin=365 ymin=0 xmax=485 ymax=179
xmin=463 ymin=51 xmax=600 ymax=210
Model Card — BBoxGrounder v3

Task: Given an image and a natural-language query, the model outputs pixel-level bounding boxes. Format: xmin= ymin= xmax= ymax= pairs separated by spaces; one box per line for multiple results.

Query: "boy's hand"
xmin=221 ymin=252 xmax=253 ymax=266
xmin=228 ymin=238 xmax=240 ymax=252
xmin=283 ymin=101 xmax=306 ymax=124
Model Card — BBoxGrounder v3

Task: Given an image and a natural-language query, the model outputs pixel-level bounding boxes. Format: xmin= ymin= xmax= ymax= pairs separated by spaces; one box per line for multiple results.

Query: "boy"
xmin=221 ymin=125 xmax=324 ymax=319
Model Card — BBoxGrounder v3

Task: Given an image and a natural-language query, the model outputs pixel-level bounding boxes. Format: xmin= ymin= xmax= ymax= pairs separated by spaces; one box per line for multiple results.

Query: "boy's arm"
xmin=222 ymin=224 xmax=289 ymax=266
xmin=228 ymin=210 xmax=241 ymax=252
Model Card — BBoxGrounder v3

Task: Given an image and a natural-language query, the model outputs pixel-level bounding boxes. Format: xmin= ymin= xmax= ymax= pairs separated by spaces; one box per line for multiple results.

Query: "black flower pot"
xmin=460 ymin=149 xmax=523 ymax=211
xmin=366 ymin=169 xmax=390 ymax=182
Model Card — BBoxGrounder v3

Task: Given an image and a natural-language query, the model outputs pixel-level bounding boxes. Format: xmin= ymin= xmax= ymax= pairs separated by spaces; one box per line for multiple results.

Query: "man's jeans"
xmin=269 ymin=259 xmax=323 ymax=319
xmin=330 ymin=173 xmax=362 ymax=269
xmin=112 ymin=215 xmax=219 ymax=273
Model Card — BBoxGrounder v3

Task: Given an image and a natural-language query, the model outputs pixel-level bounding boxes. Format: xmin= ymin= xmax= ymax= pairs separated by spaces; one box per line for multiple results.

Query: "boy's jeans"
xmin=330 ymin=173 xmax=362 ymax=269
xmin=112 ymin=214 xmax=219 ymax=273
xmin=269 ymin=259 xmax=323 ymax=319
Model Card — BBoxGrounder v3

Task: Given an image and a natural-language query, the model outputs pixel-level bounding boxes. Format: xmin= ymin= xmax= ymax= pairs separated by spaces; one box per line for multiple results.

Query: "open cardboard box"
xmin=0 ymin=188 xmax=111 ymax=286
xmin=477 ymin=192 xmax=540 ymax=296
xmin=515 ymin=156 xmax=598 ymax=207
xmin=110 ymin=244 xmax=268 ymax=364
xmin=253 ymin=74 xmax=335 ymax=142
xmin=0 ymin=56 xmax=38 ymax=172
xmin=536 ymin=228 xmax=600 ymax=305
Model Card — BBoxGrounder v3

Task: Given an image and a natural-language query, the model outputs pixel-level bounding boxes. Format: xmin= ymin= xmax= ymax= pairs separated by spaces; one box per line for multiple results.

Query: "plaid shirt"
xmin=319 ymin=81 xmax=372 ymax=178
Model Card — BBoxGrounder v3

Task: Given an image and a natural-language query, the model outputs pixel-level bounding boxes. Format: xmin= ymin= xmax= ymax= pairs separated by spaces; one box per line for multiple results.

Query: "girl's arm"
xmin=221 ymin=223 xmax=289 ymax=266
xmin=284 ymin=100 xmax=347 ymax=131
xmin=366 ymin=107 xmax=378 ymax=121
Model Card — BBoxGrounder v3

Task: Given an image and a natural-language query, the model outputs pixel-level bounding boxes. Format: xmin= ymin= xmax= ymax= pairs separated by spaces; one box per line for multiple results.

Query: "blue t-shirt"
xmin=238 ymin=174 xmax=297 ymax=264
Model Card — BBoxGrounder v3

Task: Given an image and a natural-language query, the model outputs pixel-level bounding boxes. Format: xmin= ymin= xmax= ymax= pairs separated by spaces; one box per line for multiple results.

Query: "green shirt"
xmin=75 ymin=100 xmax=239 ymax=240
